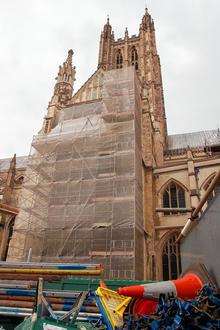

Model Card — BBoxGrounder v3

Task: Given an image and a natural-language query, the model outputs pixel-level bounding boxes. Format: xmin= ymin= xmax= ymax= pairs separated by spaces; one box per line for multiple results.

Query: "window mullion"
xmin=177 ymin=188 xmax=179 ymax=208
xmin=168 ymin=188 xmax=171 ymax=208
xmin=168 ymin=239 xmax=171 ymax=279
xmin=176 ymin=240 xmax=180 ymax=277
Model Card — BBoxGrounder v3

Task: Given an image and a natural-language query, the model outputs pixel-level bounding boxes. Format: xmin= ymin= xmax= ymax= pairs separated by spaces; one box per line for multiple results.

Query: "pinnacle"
xmin=145 ymin=0 xmax=149 ymax=13
xmin=125 ymin=27 xmax=129 ymax=38
xmin=66 ymin=49 xmax=74 ymax=66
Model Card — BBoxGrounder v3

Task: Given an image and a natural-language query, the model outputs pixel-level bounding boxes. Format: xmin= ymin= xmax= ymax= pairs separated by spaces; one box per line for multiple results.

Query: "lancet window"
xmin=162 ymin=232 xmax=182 ymax=280
xmin=116 ymin=50 xmax=123 ymax=69
xmin=131 ymin=46 xmax=138 ymax=70
xmin=163 ymin=182 xmax=186 ymax=214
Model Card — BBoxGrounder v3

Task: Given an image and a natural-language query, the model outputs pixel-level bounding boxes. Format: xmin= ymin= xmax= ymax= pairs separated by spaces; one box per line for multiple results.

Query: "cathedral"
xmin=0 ymin=8 xmax=220 ymax=280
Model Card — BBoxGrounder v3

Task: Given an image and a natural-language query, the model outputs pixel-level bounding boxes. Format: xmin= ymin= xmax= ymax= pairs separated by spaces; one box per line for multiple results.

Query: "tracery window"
xmin=163 ymin=182 xmax=186 ymax=214
xmin=131 ymin=46 xmax=138 ymax=70
xmin=162 ymin=233 xmax=182 ymax=280
xmin=116 ymin=50 xmax=123 ymax=69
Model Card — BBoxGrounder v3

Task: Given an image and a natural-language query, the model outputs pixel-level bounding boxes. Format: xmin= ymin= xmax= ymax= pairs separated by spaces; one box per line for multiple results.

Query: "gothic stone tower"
xmin=86 ymin=10 xmax=168 ymax=279
xmin=70 ymin=9 xmax=169 ymax=278
xmin=7 ymin=8 xmax=219 ymax=281
xmin=42 ymin=8 xmax=167 ymax=171
xmin=98 ymin=9 xmax=167 ymax=156
xmin=42 ymin=9 xmax=166 ymax=165
xmin=7 ymin=8 xmax=168 ymax=280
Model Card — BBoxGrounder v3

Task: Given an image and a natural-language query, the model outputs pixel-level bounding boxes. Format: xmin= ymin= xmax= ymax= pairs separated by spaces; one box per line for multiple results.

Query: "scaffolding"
xmin=7 ymin=67 xmax=144 ymax=280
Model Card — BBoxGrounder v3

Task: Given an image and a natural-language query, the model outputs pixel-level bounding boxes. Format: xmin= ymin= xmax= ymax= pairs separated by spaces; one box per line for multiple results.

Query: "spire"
xmin=67 ymin=49 xmax=73 ymax=65
xmin=56 ymin=49 xmax=75 ymax=86
xmin=140 ymin=6 xmax=152 ymax=32
xmin=125 ymin=27 xmax=129 ymax=39
xmin=145 ymin=5 xmax=148 ymax=15
xmin=9 ymin=154 xmax=16 ymax=174
xmin=43 ymin=50 xmax=76 ymax=133
xmin=53 ymin=49 xmax=76 ymax=106
xmin=3 ymin=154 xmax=16 ymax=204
xmin=98 ymin=16 xmax=114 ymax=69
xmin=103 ymin=15 xmax=112 ymax=35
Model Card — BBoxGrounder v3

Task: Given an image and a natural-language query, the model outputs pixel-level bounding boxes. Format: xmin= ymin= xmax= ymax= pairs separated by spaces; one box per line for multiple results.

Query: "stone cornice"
xmin=154 ymin=157 xmax=220 ymax=174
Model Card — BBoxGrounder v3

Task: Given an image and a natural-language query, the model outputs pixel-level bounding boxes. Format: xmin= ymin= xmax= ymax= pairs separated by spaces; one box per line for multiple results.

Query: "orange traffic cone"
xmin=132 ymin=298 xmax=158 ymax=316
xmin=118 ymin=272 xmax=203 ymax=300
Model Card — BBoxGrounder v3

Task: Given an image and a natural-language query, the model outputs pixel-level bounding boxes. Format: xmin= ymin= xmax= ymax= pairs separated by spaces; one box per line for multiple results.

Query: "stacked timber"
xmin=0 ymin=261 xmax=103 ymax=280
xmin=0 ymin=261 xmax=102 ymax=321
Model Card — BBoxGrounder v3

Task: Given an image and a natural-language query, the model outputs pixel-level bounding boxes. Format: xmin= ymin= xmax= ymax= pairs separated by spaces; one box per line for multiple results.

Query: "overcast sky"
xmin=0 ymin=0 xmax=219 ymax=158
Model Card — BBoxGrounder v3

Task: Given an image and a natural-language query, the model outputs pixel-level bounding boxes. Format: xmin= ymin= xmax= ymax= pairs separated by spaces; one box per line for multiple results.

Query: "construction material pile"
xmin=0 ymin=260 xmax=133 ymax=329
xmin=0 ymin=284 xmax=100 ymax=320
xmin=0 ymin=261 xmax=103 ymax=326
xmin=0 ymin=261 xmax=102 ymax=281
xmin=0 ymin=261 xmax=219 ymax=329
xmin=7 ymin=279 xmax=131 ymax=329
xmin=124 ymin=284 xmax=220 ymax=329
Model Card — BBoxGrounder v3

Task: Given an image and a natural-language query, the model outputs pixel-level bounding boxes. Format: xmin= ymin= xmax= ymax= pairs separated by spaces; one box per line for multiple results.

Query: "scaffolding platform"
xmin=7 ymin=68 xmax=144 ymax=280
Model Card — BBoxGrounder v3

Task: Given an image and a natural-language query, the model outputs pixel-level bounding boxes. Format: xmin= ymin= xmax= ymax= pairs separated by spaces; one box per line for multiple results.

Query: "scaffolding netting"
xmin=7 ymin=67 xmax=144 ymax=279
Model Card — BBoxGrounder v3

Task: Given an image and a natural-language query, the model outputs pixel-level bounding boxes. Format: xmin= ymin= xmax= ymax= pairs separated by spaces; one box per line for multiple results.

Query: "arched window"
xmin=163 ymin=182 xmax=186 ymax=215
xmin=131 ymin=47 xmax=138 ymax=70
xmin=162 ymin=232 xmax=182 ymax=280
xmin=116 ymin=50 xmax=123 ymax=69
